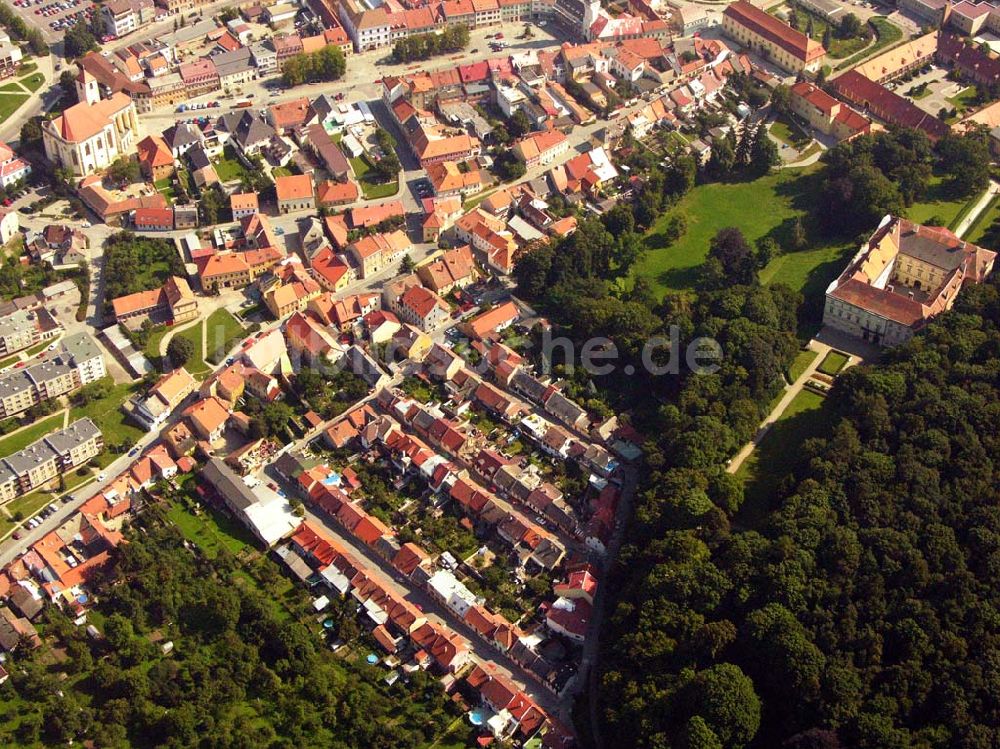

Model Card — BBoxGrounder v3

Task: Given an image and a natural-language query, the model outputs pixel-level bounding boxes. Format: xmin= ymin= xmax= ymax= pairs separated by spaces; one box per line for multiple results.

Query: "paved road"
xmin=0 ymin=400 xmax=194 ymax=567
xmin=953 ymin=179 xmax=1000 ymax=239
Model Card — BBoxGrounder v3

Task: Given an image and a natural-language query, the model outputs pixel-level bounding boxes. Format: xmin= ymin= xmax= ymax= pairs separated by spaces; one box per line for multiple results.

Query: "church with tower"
xmin=41 ymin=68 xmax=139 ymax=178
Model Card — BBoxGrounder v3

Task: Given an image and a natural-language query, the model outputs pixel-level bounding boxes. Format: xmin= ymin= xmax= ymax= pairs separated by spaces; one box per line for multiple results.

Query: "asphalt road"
xmin=0 ymin=399 xmax=195 ymax=568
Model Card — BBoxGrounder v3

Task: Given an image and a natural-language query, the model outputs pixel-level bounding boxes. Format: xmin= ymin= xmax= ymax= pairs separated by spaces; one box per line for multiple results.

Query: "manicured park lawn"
xmin=634 ymin=165 xmax=850 ymax=296
xmin=758 ymin=241 xmax=854 ymax=299
xmin=0 ymin=93 xmax=28 ymax=123
xmin=736 ymin=389 xmax=830 ymax=529
xmin=817 ymin=350 xmax=850 ymax=376
xmin=175 ymin=322 xmax=211 ymax=376
xmin=903 ymin=175 xmax=976 ymax=228
xmin=966 ymin=195 xmax=1000 ymax=247
xmin=836 ymin=17 xmax=903 ymax=70
xmin=19 ymin=73 xmax=45 ymax=93
xmin=205 ymin=308 xmax=245 ymax=365
xmin=0 ymin=413 xmax=65 ymax=459
xmin=769 ymin=114 xmax=810 ymax=148
xmin=0 ymin=83 xmax=22 ymax=93
xmin=787 ymin=348 xmax=819 ymax=383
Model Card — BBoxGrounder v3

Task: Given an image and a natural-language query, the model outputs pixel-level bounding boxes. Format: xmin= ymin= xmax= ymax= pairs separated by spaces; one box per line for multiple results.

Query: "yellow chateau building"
xmin=824 ymin=216 xmax=996 ymax=346
xmin=722 ymin=1 xmax=826 ymax=74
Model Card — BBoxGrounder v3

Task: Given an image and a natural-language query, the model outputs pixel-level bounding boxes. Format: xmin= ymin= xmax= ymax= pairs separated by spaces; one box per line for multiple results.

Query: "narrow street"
xmin=296 ymin=503 xmax=568 ymax=720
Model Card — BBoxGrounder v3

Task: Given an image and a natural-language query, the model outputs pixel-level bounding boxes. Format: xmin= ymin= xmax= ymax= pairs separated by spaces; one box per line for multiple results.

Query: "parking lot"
xmin=9 ymin=0 xmax=96 ymax=42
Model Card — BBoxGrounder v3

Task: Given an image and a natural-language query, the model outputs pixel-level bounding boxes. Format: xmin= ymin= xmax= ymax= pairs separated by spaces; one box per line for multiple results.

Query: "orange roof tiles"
xmin=275 ymin=174 xmax=314 ymax=202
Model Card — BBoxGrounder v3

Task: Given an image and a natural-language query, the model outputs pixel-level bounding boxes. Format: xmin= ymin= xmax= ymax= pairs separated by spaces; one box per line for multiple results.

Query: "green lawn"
xmin=836 ymin=17 xmax=903 ymax=70
xmin=0 ymin=93 xmax=27 ymax=123
xmin=775 ymin=5 xmax=870 ymax=59
xmin=205 ymin=308 xmax=245 ymax=365
xmin=966 ymin=194 xmax=1000 ymax=247
xmin=0 ymin=82 xmax=22 ymax=93
xmin=787 ymin=348 xmax=819 ymax=383
xmin=735 ymin=389 xmax=831 ymax=529
xmin=769 ymin=114 xmax=811 ymax=148
xmin=634 ymin=165 xmax=850 ymax=296
xmin=0 ymin=353 xmax=19 ymax=370
xmin=5 ymin=492 xmax=56 ymax=523
xmin=904 ymin=175 xmax=976 ymax=228
xmin=0 ymin=413 xmax=65 ymax=459
xmin=272 ymin=166 xmax=292 ymax=178
xmin=350 ymin=155 xmax=400 ymax=200
xmin=213 ymin=147 xmax=250 ymax=183
xmin=154 ymin=177 xmax=176 ymax=205
xmin=166 ymin=499 xmax=254 ymax=559
xmin=17 ymin=62 xmax=37 ymax=75
xmin=758 ymin=241 xmax=854 ymax=299
xmin=23 ymin=339 xmax=54 ymax=359
xmin=817 ymin=350 xmax=850 ymax=376
xmin=19 ymin=73 xmax=45 ymax=93
xmin=143 ymin=325 xmax=172 ymax=369
xmin=175 ymin=322 xmax=211 ymax=376
xmin=69 ymin=379 xmax=145 ymax=453
xmin=946 ymin=86 xmax=978 ymax=115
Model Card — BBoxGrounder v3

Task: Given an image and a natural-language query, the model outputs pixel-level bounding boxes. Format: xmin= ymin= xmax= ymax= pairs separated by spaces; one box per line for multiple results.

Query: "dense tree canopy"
xmin=392 ymin=25 xmax=469 ymax=63
xmin=596 ymin=262 xmax=1000 ymax=747
xmin=101 ymin=233 xmax=186 ymax=316
xmin=0 ymin=517 xmax=458 ymax=747
xmin=281 ymin=45 xmax=346 ymax=87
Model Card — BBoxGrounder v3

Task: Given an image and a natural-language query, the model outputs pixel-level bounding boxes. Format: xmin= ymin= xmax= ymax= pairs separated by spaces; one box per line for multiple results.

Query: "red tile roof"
xmin=723 ymin=0 xmax=825 ymax=62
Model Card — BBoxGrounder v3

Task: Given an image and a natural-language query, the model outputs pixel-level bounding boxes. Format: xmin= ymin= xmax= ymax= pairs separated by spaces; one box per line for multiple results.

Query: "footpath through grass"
xmin=836 ymin=17 xmax=903 ymax=70
xmin=735 ymin=389 xmax=831 ymax=529
xmin=787 ymin=348 xmax=819 ymax=383
xmin=205 ymin=308 xmax=245 ymax=365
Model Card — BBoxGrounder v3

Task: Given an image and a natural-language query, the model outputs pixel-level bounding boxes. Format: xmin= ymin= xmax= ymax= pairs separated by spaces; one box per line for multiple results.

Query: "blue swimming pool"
xmin=366 ymin=653 xmax=379 ymax=664
xmin=468 ymin=708 xmax=486 ymax=726
xmin=323 ymin=473 xmax=342 ymax=487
